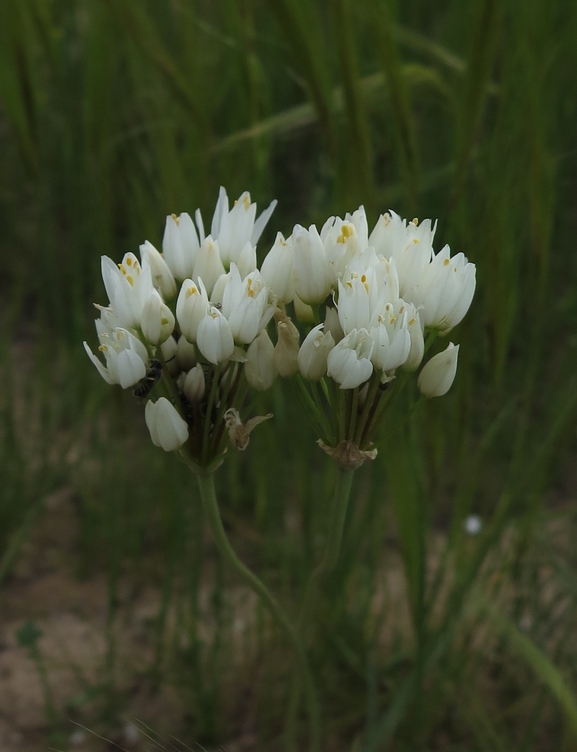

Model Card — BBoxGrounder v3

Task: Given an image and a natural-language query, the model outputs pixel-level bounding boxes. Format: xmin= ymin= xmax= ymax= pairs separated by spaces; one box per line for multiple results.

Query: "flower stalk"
xmin=191 ymin=469 xmax=321 ymax=752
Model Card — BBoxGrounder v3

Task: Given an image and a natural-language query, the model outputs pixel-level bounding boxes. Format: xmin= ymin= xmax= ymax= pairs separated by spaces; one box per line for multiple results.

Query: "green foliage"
xmin=1 ymin=0 xmax=577 ymax=749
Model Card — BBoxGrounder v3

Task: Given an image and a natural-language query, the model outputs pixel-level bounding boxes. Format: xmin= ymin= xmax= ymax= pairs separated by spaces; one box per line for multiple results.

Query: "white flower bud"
xmin=197 ymin=307 xmax=235 ymax=364
xmin=292 ymin=224 xmax=333 ymax=305
xmin=161 ymin=335 xmax=179 ymax=375
xmin=298 ymin=324 xmax=335 ymax=381
xmin=162 ymin=213 xmax=199 ymax=280
xmin=274 ymin=316 xmax=300 ymax=378
xmin=245 ymin=330 xmax=277 ymax=391
xmin=401 ymin=309 xmax=425 ymax=372
xmin=141 ymin=292 xmax=175 ymax=345
xmin=176 ymin=278 xmax=210 ymax=343
xmin=139 ymin=240 xmax=177 ymax=300
xmin=176 ymin=336 xmax=197 ymax=371
xmin=236 ymin=241 xmax=257 ymax=278
xmin=260 ymin=232 xmax=294 ymax=303
xmin=145 ymin=397 xmax=189 ymax=451
xmin=194 ymin=236 xmax=226 ymax=296
xmin=324 ymin=306 xmax=344 ymax=343
xmin=417 ymin=342 xmax=459 ymax=398
xmin=327 ymin=328 xmax=374 ymax=390
xmin=183 ymin=364 xmax=205 ymax=403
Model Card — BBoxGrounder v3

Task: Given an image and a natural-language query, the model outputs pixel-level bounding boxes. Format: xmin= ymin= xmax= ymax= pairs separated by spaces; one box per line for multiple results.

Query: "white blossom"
xmin=327 ymin=328 xmax=374 ymax=390
xmin=298 ymin=324 xmax=335 ymax=381
xmin=162 ymin=212 xmax=199 ymax=281
xmin=417 ymin=342 xmax=459 ymax=398
xmin=145 ymin=397 xmax=189 ymax=451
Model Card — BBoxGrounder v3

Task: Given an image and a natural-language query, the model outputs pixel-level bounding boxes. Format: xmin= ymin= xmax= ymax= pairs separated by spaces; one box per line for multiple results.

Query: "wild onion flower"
xmin=275 ymin=206 xmax=475 ymax=470
xmin=84 ymin=187 xmax=280 ymax=471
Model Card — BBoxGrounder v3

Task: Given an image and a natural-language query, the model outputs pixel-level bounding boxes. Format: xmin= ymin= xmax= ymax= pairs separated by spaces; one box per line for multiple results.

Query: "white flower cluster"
xmin=84 ymin=189 xmax=475 ymax=457
xmin=84 ymin=188 xmax=279 ymax=454
xmin=259 ymin=208 xmax=475 ymax=392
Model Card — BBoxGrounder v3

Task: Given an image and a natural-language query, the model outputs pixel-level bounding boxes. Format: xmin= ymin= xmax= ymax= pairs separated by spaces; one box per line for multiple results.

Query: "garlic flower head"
xmin=85 ymin=186 xmax=281 ymax=471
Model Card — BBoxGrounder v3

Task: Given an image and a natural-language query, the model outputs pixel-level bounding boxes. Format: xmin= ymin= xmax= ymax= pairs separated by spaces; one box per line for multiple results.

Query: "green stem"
xmin=194 ymin=471 xmax=321 ymax=752
xmin=202 ymin=365 xmax=222 ymax=464
xmin=348 ymin=387 xmax=359 ymax=441
xmin=354 ymin=373 xmax=380 ymax=446
xmin=286 ymin=466 xmax=355 ymax=747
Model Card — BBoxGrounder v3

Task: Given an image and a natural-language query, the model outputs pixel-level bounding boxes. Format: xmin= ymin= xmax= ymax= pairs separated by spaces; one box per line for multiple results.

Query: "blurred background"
xmin=1 ymin=0 xmax=577 ymax=750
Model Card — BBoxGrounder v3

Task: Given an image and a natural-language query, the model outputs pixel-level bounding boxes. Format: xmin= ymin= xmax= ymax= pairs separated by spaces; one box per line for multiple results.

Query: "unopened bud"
xmin=183 ymin=364 xmax=205 ymax=403
xmin=298 ymin=324 xmax=335 ymax=381
xmin=274 ymin=315 xmax=300 ymax=377
xmin=245 ymin=330 xmax=277 ymax=391
xmin=417 ymin=342 xmax=459 ymax=398
xmin=161 ymin=336 xmax=179 ymax=375
xmin=145 ymin=397 xmax=189 ymax=452
xmin=141 ymin=293 xmax=175 ymax=345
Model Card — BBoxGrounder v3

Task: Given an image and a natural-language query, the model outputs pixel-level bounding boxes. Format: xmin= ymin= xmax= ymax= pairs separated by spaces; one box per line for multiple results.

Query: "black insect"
xmin=132 ymin=359 xmax=163 ymax=398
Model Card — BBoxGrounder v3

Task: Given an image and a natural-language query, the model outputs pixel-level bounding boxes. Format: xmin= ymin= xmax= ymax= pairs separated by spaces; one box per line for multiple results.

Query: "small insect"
xmin=132 ymin=359 xmax=162 ymax=398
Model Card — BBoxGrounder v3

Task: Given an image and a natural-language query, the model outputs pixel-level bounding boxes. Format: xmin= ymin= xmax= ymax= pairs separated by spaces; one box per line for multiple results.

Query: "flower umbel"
xmin=84 ymin=187 xmax=280 ymax=469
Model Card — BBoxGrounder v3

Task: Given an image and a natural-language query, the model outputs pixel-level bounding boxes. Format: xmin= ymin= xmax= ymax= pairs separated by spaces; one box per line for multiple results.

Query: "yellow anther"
xmin=118 ymin=263 xmax=126 ymax=274
xmin=247 ymin=288 xmax=255 ymax=298
xmin=171 ymin=213 xmax=179 ymax=224
xmin=126 ymin=257 xmax=133 ymax=266
xmin=242 ymin=194 xmax=251 ymax=209
xmin=390 ymin=315 xmax=396 ymax=324
xmin=361 ymin=274 xmax=367 ymax=283
xmin=444 ymin=258 xmax=450 ymax=266
xmin=161 ymin=317 xmax=169 ymax=325
xmin=412 ymin=217 xmax=419 ymax=226
xmin=408 ymin=318 xmax=416 ymax=326
xmin=98 ymin=344 xmax=107 ymax=352
xmin=126 ymin=274 xmax=134 ymax=286
xmin=346 ymin=281 xmax=353 ymax=289
xmin=186 ymin=285 xmax=197 ymax=297
xmin=341 ymin=224 xmax=353 ymax=238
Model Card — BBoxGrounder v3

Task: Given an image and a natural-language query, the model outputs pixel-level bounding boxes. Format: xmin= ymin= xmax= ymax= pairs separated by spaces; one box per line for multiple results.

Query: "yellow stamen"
xmin=412 ymin=217 xmax=419 ymax=226
xmin=186 ymin=285 xmax=197 ymax=297
xmin=171 ymin=213 xmax=179 ymax=225
xmin=408 ymin=318 xmax=416 ymax=326
xmin=444 ymin=258 xmax=450 ymax=266
xmin=125 ymin=274 xmax=134 ymax=286
xmin=126 ymin=257 xmax=133 ymax=266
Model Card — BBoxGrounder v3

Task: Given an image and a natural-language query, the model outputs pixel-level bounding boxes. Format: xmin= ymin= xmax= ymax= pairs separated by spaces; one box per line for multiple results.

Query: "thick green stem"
xmin=194 ymin=472 xmax=321 ymax=752
xmin=286 ymin=467 xmax=355 ymax=747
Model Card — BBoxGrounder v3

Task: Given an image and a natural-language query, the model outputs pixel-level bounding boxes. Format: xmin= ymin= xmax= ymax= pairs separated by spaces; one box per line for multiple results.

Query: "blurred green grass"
xmin=2 ymin=0 xmax=577 ymax=749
